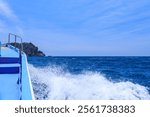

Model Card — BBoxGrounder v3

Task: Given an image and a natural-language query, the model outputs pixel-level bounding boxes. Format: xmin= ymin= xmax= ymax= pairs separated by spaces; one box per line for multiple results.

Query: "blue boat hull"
xmin=0 ymin=44 xmax=34 ymax=100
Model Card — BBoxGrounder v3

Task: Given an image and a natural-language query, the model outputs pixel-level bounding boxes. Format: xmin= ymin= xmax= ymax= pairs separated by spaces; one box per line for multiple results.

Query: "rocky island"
xmin=10 ymin=42 xmax=45 ymax=56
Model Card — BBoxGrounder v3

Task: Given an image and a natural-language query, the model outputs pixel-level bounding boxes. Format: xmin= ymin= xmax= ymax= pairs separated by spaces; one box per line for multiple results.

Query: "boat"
xmin=0 ymin=33 xmax=34 ymax=100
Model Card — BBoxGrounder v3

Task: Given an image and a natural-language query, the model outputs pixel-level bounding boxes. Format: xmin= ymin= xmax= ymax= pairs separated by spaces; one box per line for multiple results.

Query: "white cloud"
xmin=0 ymin=0 xmax=17 ymax=20
xmin=0 ymin=0 xmax=23 ymax=38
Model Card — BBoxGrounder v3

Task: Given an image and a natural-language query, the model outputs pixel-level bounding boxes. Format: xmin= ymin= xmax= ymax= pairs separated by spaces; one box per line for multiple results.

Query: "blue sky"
xmin=0 ymin=0 xmax=150 ymax=56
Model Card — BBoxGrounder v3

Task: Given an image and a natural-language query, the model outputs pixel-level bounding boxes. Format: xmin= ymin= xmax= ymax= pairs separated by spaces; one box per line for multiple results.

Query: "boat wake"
xmin=28 ymin=64 xmax=150 ymax=100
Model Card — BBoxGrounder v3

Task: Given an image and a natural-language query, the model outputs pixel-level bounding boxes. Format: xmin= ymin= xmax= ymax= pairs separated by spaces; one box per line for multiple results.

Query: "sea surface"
xmin=27 ymin=56 xmax=150 ymax=100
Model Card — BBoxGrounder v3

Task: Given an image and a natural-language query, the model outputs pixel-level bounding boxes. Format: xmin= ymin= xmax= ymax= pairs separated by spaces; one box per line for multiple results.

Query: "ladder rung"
xmin=0 ymin=67 xmax=19 ymax=74
xmin=0 ymin=57 xmax=20 ymax=64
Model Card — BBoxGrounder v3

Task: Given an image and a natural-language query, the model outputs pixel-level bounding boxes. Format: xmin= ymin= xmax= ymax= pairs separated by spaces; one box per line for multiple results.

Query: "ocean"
xmin=27 ymin=56 xmax=150 ymax=100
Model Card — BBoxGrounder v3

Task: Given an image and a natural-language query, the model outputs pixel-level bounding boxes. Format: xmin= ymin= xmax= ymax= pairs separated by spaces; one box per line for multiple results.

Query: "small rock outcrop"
xmin=10 ymin=42 xmax=45 ymax=56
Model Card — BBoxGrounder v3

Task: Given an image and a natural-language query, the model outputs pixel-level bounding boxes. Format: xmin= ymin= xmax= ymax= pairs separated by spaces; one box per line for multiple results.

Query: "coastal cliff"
xmin=10 ymin=42 xmax=45 ymax=56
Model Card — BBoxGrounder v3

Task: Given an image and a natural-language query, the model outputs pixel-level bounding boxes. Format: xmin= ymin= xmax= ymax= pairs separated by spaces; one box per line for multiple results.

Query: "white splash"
xmin=29 ymin=64 xmax=150 ymax=100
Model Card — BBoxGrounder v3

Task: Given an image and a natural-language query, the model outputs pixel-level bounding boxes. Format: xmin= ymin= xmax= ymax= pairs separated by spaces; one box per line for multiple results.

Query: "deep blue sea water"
xmin=27 ymin=56 xmax=150 ymax=100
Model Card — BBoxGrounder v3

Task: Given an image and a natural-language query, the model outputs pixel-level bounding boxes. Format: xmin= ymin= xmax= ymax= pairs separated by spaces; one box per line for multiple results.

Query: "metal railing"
xmin=8 ymin=33 xmax=23 ymax=52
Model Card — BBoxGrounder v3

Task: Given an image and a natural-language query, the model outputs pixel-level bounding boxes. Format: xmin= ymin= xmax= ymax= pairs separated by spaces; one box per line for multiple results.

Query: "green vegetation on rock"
xmin=10 ymin=42 xmax=45 ymax=56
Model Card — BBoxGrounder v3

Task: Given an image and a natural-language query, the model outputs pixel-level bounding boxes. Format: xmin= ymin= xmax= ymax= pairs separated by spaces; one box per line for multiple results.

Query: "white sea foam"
xmin=29 ymin=64 xmax=150 ymax=100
